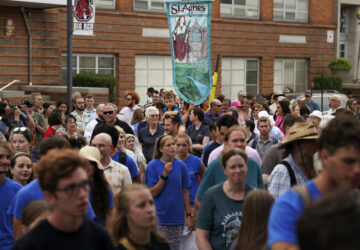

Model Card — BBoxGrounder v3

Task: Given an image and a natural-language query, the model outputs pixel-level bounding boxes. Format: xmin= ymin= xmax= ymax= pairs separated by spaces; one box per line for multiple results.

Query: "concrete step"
xmin=0 ymin=90 xmax=25 ymax=97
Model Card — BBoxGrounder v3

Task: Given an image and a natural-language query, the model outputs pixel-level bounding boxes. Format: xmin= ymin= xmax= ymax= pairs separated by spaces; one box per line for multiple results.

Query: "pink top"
xmin=275 ymin=115 xmax=284 ymax=134
xmin=207 ymin=144 xmax=262 ymax=166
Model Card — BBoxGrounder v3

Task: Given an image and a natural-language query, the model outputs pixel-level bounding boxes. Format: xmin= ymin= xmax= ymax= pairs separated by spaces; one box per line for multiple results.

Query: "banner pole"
xmin=209 ymin=54 xmax=220 ymax=107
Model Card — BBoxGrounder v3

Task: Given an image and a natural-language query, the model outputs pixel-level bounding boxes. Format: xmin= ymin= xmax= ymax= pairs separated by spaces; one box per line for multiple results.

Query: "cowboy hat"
xmin=278 ymin=122 xmax=319 ymax=149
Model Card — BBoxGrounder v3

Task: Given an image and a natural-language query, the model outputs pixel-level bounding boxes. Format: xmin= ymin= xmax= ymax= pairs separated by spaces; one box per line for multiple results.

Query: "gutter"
xmin=21 ymin=7 xmax=32 ymax=86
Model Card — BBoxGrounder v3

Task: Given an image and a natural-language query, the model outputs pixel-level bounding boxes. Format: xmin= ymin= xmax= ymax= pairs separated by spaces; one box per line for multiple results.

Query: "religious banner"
xmin=166 ymin=1 xmax=212 ymax=105
xmin=73 ymin=0 xmax=95 ymax=36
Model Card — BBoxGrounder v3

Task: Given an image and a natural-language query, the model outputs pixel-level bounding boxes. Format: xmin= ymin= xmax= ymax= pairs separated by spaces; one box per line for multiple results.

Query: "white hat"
xmin=310 ymin=110 xmax=322 ymax=119
xmin=258 ymin=111 xmax=275 ymax=126
xmin=79 ymin=146 xmax=104 ymax=170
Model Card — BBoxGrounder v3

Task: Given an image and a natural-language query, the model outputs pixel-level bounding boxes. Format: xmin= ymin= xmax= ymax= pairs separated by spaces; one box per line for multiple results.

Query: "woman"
xmin=79 ymin=146 xmax=113 ymax=226
xmin=291 ymin=102 xmax=301 ymax=117
xmin=274 ymin=100 xmax=291 ymax=133
xmin=125 ymin=134 xmax=147 ymax=183
xmin=57 ymin=101 xmax=69 ymax=115
xmin=186 ymin=107 xmax=210 ymax=157
xmin=232 ymin=190 xmax=274 ymax=250
xmin=309 ymin=110 xmax=322 ymax=133
xmin=29 ymin=92 xmax=43 ymax=113
xmin=346 ymin=98 xmax=359 ymax=119
xmin=20 ymin=201 xmax=52 ymax=235
xmin=109 ymin=184 xmax=170 ymax=250
xmin=130 ymin=108 xmax=145 ymax=135
xmin=43 ymin=109 xmax=65 ymax=138
xmin=145 ymin=135 xmax=191 ymax=250
xmin=10 ymin=127 xmax=39 ymax=162
xmin=10 ymin=152 xmax=33 ymax=186
xmin=196 ymin=147 xmax=254 ymax=250
xmin=172 ymin=16 xmax=188 ymax=62
xmin=115 ymin=126 xmax=136 ymax=161
xmin=42 ymin=103 xmax=56 ymax=130
xmin=250 ymin=103 xmax=263 ymax=128
xmin=175 ymin=134 xmax=204 ymax=206
xmin=64 ymin=114 xmax=82 ymax=139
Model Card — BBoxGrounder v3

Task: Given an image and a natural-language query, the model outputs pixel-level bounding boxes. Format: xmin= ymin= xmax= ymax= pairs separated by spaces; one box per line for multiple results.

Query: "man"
xmin=268 ymin=114 xmax=360 ymax=250
xmin=202 ymin=114 xmax=238 ymax=167
xmin=195 ymin=126 xmax=264 ymax=207
xmin=261 ymin=115 xmax=304 ymax=186
xmin=12 ymin=149 xmax=113 ymax=250
xmin=204 ymin=99 xmax=221 ymax=125
xmin=221 ymin=99 xmax=231 ymax=114
xmin=304 ymin=90 xmax=320 ymax=112
xmin=152 ymin=90 xmax=160 ymax=105
xmin=119 ymin=91 xmax=141 ymax=125
xmin=250 ymin=117 xmax=278 ymax=160
xmin=70 ymin=96 xmax=91 ymax=135
xmin=98 ymin=103 xmax=133 ymax=135
xmin=0 ymin=142 xmax=22 ymax=250
xmin=91 ymin=133 xmax=132 ymax=193
xmin=84 ymin=95 xmax=97 ymax=120
xmin=326 ymin=94 xmax=342 ymax=115
xmin=7 ymin=136 xmax=96 ymax=241
xmin=237 ymin=91 xmax=247 ymax=103
xmin=164 ymin=114 xmax=180 ymax=137
xmin=84 ymin=103 xmax=105 ymax=142
xmin=267 ymin=122 xmax=318 ymax=199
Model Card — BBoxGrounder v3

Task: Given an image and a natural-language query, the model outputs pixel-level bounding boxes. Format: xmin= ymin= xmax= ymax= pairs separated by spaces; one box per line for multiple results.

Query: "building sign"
xmin=327 ymin=30 xmax=334 ymax=43
xmin=73 ymin=0 xmax=95 ymax=36
xmin=166 ymin=1 xmax=212 ymax=105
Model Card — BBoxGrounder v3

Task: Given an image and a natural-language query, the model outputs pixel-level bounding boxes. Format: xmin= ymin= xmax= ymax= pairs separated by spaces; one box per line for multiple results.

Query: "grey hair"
xmin=145 ymin=106 xmax=159 ymax=118
xmin=105 ymin=103 xmax=117 ymax=112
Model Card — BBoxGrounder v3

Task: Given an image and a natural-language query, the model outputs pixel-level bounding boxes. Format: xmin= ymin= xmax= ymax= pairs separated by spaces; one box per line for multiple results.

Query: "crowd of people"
xmin=0 ymin=87 xmax=360 ymax=250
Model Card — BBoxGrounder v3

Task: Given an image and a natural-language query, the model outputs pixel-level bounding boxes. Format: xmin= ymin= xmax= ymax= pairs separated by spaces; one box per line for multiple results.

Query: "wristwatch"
xmin=160 ymin=175 xmax=168 ymax=181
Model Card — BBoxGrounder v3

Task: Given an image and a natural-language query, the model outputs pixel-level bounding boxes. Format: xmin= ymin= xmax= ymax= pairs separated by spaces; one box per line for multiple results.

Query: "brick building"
xmin=1 ymin=0 xmax=357 ymax=104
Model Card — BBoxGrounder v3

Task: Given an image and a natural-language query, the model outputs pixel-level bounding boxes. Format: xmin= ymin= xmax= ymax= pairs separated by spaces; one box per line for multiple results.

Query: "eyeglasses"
xmin=254 ymin=109 xmax=260 ymax=112
xmin=56 ymin=179 xmax=92 ymax=197
xmin=150 ymin=114 xmax=159 ymax=118
xmin=13 ymin=127 xmax=29 ymax=133
xmin=92 ymin=143 xmax=112 ymax=149
xmin=126 ymin=98 xmax=132 ymax=101
xmin=215 ymin=104 xmax=222 ymax=107
xmin=103 ymin=111 xmax=114 ymax=115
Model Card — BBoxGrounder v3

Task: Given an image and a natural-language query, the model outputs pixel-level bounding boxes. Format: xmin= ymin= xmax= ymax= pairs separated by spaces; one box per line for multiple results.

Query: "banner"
xmin=166 ymin=1 xmax=212 ymax=105
xmin=73 ymin=0 xmax=95 ymax=36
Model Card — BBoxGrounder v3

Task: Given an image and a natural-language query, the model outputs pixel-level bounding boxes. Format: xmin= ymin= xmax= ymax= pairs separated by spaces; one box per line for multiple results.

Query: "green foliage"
xmin=328 ymin=58 xmax=353 ymax=71
xmin=313 ymin=74 xmax=343 ymax=92
xmin=73 ymin=72 xmax=116 ymax=102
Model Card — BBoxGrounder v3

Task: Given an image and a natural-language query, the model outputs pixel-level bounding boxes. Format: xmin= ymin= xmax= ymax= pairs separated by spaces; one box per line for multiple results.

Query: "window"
xmin=61 ymin=54 xmax=115 ymax=84
xmin=339 ymin=43 xmax=347 ymax=58
xmin=134 ymin=0 xmax=174 ymax=12
xmin=135 ymin=55 xmax=174 ymax=104
xmin=340 ymin=7 xmax=348 ymax=34
xmin=220 ymin=0 xmax=259 ymax=19
xmin=273 ymin=0 xmax=308 ymax=22
xmin=221 ymin=57 xmax=259 ymax=100
xmin=274 ymin=59 xmax=307 ymax=93
xmin=96 ymin=0 xmax=115 ymax=9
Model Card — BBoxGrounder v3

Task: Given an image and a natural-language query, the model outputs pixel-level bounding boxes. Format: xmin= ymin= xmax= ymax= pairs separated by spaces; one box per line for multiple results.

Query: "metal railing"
xmin=0 ymin=80 xmax=20 ymax=92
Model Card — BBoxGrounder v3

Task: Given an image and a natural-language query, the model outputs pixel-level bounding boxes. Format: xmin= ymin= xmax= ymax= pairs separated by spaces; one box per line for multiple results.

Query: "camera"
xmin=10 ymin=104 xmax=21 ymax=109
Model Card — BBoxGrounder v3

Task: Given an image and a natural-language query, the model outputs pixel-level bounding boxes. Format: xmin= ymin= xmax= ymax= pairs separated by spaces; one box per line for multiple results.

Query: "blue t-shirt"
xmin=202 ymin=141 xmax=221 ymax=167
xmin=7 ymin=179 xmax=95 ymax=220
xmin=196 ymin=157 xmax=264 ymax=201
xmin=183 ymin=154 xmax=201 ymax=205
xmin=267 ymin=180 xmax=322 ymax=247
xmin=163 ymin=104 xmax=184 ymax=125
xmin=145 ymin=159 xmax=189 ymax=225
xmin=111 ymin=150 xmax=139 ymax=179
xmin=0 ymin=178 xmax=22 ymax=250
xmin=90 ymin=187 xmax=114 ymax=226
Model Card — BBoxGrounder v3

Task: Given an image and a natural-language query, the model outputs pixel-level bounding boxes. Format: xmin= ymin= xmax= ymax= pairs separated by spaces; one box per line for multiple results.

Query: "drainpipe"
xmin=21 ymin=7 xmax=32 ymax=86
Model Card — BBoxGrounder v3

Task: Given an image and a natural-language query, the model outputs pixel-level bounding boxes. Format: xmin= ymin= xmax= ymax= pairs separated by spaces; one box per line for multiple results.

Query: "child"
xmin=162 ymin=91 xmax=184 ymax=125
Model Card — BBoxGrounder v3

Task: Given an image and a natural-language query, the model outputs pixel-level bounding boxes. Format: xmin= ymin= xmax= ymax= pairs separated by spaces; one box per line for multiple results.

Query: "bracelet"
xmin=186 ymin=213 xmax=192 ymax=217
xmin=160 ymin=175 xmax=168 ymax=181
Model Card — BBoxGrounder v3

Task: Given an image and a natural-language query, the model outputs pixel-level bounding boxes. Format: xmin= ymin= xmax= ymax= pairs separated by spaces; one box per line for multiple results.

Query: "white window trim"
xmin=273 ymin=0 xmax=308 ymax=23
xmin=96 ymin=0 xmax=116 ymax=10
xmin=221 ymin=57 xmax=259 ymax=99
xmin=340 ymin=7 xmax=349 ymax=35
xmin=274 ymin=58 xmax=307 ymax=92
xmin=339 ymin=42 xmax=347 ymax=59
xmin=133 ymin=0 xmax=168 ymax=13
xmin=220 ymin=0 xmax=260 ymax=19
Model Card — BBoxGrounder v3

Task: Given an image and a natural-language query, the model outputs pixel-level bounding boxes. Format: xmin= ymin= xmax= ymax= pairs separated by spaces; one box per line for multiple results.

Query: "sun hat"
xmin=310 ymin=110 xmax=322 ymax=119
xmin=231 ymin=101 xmax=242 ymax=107
xmin=79 ymin=146 xmax=104 ymax=170
xmin=258 ymin=111 xmax=275 ymax=126
xmin=278 ymin=122 xmax=319 ymax=149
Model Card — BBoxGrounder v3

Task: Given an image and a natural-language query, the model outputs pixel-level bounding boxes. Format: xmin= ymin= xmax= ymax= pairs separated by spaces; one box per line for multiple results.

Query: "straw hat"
xmin=278 ymin=122 xmax=319 ymax=149
xmin=79 ymin=146 xmax=104 ymax=170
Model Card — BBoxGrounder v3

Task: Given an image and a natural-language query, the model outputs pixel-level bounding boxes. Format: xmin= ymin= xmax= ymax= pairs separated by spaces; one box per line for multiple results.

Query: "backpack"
xmin=251 ymin=136 xmax=278 ymax=149
xmin=118 ymin=150 xmax=127 ymax=165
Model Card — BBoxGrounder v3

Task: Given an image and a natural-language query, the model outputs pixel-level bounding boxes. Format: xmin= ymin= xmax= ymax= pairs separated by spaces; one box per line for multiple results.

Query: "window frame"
xmin=220 ymin=0 xmax=260 ymax=20
xmin=133 ymin=0 xmax=170 ymax=13
xmin=273 ymin=58 xmax=307 ymax=93
xmin=273 ymin=0 xmax=308 ymax=23
xmin=61 ymin=53 xmax=116 ymax=84
xmin=96 ymin=0 xmax=116 ymax=10
xmin=221 ymin=57 xmax=259 ymax=100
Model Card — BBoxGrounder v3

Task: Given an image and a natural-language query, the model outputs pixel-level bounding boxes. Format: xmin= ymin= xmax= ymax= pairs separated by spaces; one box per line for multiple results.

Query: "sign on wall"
xmin=73 ymin=0 xmax=95 ymax=36
xmin=166 ymin=1 xmax=213 ymax=105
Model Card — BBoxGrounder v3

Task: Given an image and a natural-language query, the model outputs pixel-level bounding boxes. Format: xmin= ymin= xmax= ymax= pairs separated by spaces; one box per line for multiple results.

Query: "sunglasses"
xmin=13 ymin=127 xmax=30 ymax=133
xmin=103 ymin=111 xmax=114 ymax=115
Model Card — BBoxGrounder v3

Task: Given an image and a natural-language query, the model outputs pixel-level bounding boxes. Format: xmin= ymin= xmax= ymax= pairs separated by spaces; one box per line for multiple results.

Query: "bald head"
xmin=91 ymin=133 xmax=113 ymax=161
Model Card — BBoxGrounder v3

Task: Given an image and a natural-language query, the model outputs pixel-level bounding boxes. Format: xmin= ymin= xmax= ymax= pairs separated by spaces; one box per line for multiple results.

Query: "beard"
xmin=76 ymin=106 xmax=85 ymax=111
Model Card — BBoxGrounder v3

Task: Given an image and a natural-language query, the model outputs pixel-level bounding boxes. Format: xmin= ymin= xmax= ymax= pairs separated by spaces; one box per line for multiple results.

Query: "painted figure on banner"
xmin=75 ymin=0 xmax=93 ymax=21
